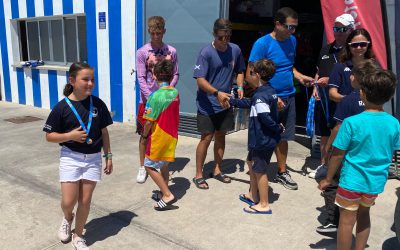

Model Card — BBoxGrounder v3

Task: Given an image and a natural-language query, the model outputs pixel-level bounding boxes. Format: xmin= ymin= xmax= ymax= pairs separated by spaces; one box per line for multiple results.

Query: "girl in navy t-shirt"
xmin=43 ymin=62 xmax=113 ymax=249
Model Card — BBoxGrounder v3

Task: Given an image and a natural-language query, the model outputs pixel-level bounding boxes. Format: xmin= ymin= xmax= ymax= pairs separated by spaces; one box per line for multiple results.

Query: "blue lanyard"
xmin=160 ymin=82 xmax=169 ymax=88
xmin=65 ymin=96 xmax=93 ymax=143
xmin=315 ymin=84 xmax=330 ymax=122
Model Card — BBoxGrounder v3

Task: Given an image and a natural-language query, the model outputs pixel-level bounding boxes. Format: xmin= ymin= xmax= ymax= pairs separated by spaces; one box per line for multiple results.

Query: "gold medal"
xmin=87 ymin=138 xmax=93 ymax=144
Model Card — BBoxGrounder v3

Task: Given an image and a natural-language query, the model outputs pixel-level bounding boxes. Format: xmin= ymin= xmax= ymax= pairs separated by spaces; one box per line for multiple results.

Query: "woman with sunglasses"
xmin=328 ymin=28 xmax=375 ymax=103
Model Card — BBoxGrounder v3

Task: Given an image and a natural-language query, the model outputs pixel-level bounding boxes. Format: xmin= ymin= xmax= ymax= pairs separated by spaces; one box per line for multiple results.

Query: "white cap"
xmin=335 ymin=14 xmax=355 ymax=28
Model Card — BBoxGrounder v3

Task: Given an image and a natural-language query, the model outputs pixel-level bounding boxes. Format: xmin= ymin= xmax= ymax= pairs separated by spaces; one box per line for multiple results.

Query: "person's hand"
xmin=104 ymin=158 xmax=113 ymax=175
xmin=69 ymin=126 xmax=88 ymax=143
xmin=318 ymin=178 xmax=332 ymax=190
xmin=217 ymin=91 xmax=231 ymax=109
xmin=316 ymin=77 xmax=329 ymax=87
xmin=237 ymin=88 xmax=244 ymax=99
xmin=299 ymin=75 xmax=314 ymax=87
xmin=312 ymin=86 xmax=320 ymax=101
xmin=277 ymin=97 xmax=285 ymax=112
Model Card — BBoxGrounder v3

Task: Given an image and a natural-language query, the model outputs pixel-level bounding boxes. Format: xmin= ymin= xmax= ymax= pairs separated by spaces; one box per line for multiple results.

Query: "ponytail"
xmin=63 ymin=83 xmax=73 ymax=96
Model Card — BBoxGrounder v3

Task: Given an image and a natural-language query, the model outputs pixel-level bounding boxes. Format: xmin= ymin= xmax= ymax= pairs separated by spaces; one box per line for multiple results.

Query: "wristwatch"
xmin=213 ymin=90 xmax=219 ymax=97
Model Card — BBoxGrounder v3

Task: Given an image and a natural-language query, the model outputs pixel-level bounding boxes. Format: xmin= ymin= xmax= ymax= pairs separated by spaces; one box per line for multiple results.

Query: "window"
xmin=18 ymin=15 xmax=87 ymax=65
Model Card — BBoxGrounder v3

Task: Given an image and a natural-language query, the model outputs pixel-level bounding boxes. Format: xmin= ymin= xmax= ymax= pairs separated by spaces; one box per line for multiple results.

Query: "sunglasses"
xmin=333 ymin=26 xmax=350 ymax=33
xmin=282 ymin=23 xmax=297 ymax=32
xmin=216 ymin=34 xmax=231 ymax=41
xmin=348 ymin=41 xmax=370 ymax=48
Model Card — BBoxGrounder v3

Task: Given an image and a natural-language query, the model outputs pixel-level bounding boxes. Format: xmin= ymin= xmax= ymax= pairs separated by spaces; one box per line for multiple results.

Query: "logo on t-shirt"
xmin=359 ymin=101 xmax=365 ymax=106
xmin=145 ymin=107 xmax=152 ymax=115
xmin=194 ymin=65 xmax=201 ymax=70
xmin=321 ymin=55 xmax=330 ymax=60
xmin=92 ymin=107 xmax=98 ymax=118
xmin=344 ymin=67 xmax=351 ymax=72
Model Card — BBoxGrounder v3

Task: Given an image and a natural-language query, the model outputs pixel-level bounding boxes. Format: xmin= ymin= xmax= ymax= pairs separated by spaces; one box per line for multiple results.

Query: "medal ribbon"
xmin=65 ymin=96 xmax=93 ymax=143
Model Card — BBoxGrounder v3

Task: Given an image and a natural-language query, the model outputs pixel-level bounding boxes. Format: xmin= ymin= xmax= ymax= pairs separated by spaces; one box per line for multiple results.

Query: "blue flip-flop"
xmin=243 ymin=205 xmax=272 ymax=214
xmin=239 ymin=194 xmax=255 ymax=206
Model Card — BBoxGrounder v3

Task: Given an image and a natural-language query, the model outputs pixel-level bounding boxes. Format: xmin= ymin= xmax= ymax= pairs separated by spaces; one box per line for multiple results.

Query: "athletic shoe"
xmin=275 ymin=171 xmax=298 ymax=190
xmin=58 ymin=213 xmax=74 ymax=242
xmin=316 ymin=222 xmax=338 ymax=233
xmin=308 ymin=164 xmax=327 ymax=179
xmin=136 ymin=166 xmax=147 ymax=183
xmin=71 ymin=235 xmax=89 ymax=250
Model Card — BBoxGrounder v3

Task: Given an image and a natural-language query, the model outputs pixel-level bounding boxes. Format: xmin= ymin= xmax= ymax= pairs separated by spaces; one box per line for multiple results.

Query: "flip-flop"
xmin=243 ymin=205 xmax=272 ymax=214
xmin=210 ymin=173 xmax=231 ymax=183
xmin=239 ymin=194 xmax=255 ymax=206
xmin=154 ymin=198 xmax=178 ymax=211
xmin=192 ymin=177 xmax=209 ymax=189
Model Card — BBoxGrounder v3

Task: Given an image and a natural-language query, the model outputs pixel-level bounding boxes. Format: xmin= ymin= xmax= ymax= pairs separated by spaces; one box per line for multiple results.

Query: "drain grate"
xmin=4 ymin=116 xmax=43 ymax=124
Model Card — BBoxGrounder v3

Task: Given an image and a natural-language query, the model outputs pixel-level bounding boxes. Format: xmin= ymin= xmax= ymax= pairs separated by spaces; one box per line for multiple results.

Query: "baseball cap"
xmin=335 ymin=14 xmax=355 ymax=28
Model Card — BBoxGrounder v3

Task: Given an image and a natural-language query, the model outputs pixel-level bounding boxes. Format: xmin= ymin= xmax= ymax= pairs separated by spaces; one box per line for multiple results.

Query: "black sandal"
xmin=210 ymin=173 xmax=231 ymax=183
xmin=192 ymin=177 xmax=209 ymax=189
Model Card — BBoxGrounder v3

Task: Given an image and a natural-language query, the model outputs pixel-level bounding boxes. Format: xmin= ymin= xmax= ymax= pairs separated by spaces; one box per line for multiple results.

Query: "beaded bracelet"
xmin=103 ymin=153 xmax=113 ymax=159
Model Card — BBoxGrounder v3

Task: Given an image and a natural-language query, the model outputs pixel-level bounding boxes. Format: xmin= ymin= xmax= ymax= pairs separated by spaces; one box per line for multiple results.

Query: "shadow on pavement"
xmin=84 ymin=210 xmax=136 ymax=246
xmin=203 ymin=158 xmax=245 ymax=176
xmin=169 ymin=157 xmax=190 ymax=174
xmin=169 ymin=177 xmax=191 ymax=200
xmin=309 ymin=237 xmax=336 ymax=249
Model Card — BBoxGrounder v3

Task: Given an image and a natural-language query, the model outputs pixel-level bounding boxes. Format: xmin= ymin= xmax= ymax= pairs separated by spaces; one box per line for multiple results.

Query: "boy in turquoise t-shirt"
xmin=319 ymin=69 xmax=400 ymax=249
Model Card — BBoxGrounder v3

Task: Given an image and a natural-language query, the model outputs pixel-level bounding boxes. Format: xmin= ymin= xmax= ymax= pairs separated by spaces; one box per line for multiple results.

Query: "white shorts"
xmin=59 ymin=146 xmax=102 ymax=182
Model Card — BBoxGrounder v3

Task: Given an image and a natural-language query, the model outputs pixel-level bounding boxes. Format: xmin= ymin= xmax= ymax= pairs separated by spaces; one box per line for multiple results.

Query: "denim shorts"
xmin=144 ymin=157 xmax=169 ymax=171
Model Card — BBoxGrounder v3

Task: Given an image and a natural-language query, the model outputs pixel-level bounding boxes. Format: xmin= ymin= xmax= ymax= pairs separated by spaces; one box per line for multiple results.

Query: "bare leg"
xmin=275 ymin=141 xmax=288 ymax=173
xmin=61 ymin=182 xmax=79 ymax=222
xmin=161 ymin=164 xmax=170 ymax=185
xmin=320 ymin=136 xmax=329 ymax=165
xmin=213 ymin=130 xmax=226 ymax=175
xmin=139 ymin=138 xmax=145 ymax=167
xmin=247 ymin=160 xmax=258 ymax=203
xmin=195 ymin=133 xmax=213 ymax=188
xmin=252 ymin=172 xmax=270 ymax=211
xmin=146 ymin=167 xmax=174 ymax=202
xmin=74 ymin=180 xmax=97 ymax=237
xmin=354 ymin=206 xmax=371 ymax=250
xmin=337 ymin=207 xmax=357 ymax=250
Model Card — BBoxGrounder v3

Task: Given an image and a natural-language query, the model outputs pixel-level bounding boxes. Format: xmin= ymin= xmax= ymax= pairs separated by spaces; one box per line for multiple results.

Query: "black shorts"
xmin=197 ymin=109 xmax=234 ymax=134
xmin=314 ymin=101 xmax=331 ymax=137
xmin=278 ymin=95 xmax=296 ymax=141
xmin=247 ymin=149 xmax=274 ymax=174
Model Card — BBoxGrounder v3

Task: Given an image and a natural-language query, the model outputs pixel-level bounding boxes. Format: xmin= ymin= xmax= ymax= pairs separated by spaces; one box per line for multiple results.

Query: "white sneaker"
xmin=308 ymin=164 xmax=328 ymax=179
xmin=71 ymin=235 xmax=89 ymax=250
xmin=57 ymin=213 xmax=74 ymax=242
xmin=136 ymin=166 xmax=147 ymax=183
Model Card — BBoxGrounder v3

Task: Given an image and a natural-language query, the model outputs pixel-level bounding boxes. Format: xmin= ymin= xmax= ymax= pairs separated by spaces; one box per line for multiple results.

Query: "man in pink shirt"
xmin=136 ymin=16 xmax=179 ymax=183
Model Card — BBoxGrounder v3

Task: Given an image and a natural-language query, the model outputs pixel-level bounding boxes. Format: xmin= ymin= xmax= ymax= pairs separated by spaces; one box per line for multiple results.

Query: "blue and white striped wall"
xmin=0 ymin=0 xmax=137 ymax=122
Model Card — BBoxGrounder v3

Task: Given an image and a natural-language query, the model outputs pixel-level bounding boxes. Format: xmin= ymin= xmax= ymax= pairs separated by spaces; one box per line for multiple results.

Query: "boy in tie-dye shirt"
xmin=142 ymin=60 xmax=180 ymax=211
xmin=135 ymin=16 xmax=179 ymax=184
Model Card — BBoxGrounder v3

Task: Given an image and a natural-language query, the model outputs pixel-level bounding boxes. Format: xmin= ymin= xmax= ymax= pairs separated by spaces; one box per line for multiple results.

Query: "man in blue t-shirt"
xmin=192 ymin=18 xmax=246 ymax=189
xmin=246 ymin=7 xmax=314 ymax=190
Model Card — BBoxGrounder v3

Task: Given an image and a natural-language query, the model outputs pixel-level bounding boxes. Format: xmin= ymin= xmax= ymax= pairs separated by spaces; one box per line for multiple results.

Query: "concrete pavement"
xmin=0 ymin=101 xmax=399 ymax=250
